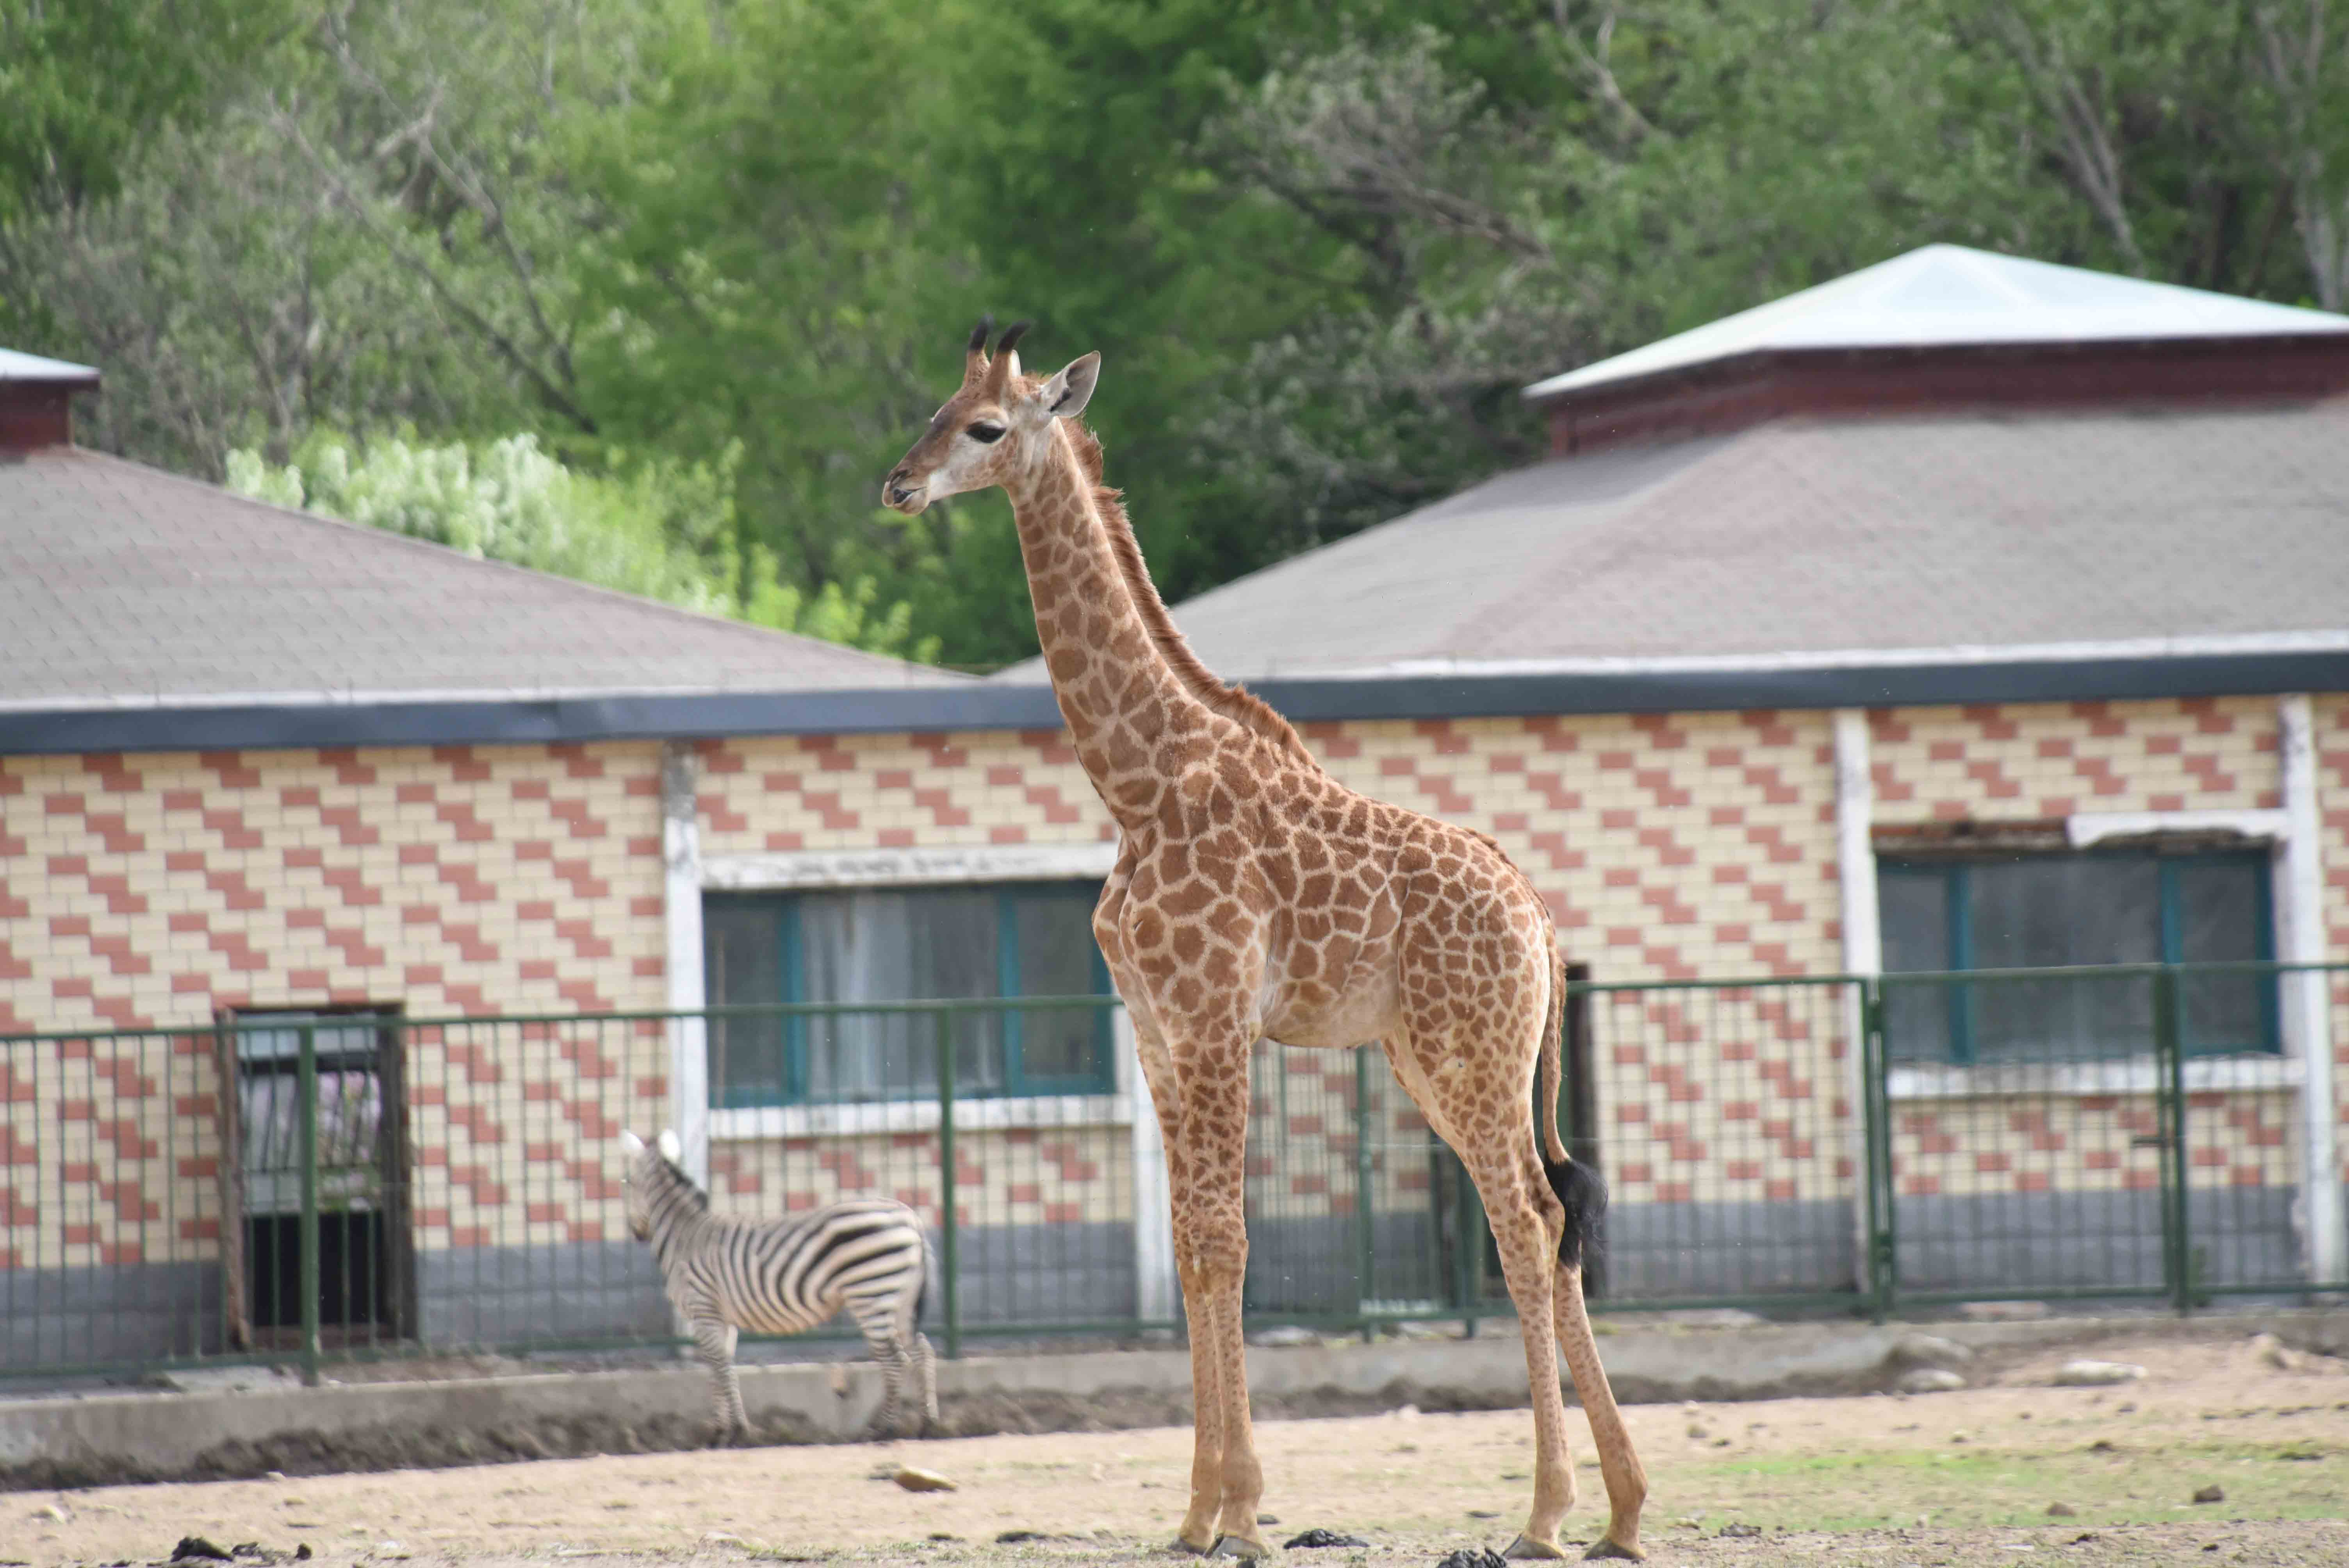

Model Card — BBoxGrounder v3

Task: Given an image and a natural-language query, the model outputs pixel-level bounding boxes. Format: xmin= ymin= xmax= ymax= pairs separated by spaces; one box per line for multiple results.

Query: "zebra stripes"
xmin=621 ymin=1129 xmax=938 ymax=1441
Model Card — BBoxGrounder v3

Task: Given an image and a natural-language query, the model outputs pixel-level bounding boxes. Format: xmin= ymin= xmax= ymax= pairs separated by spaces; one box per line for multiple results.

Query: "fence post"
xmin=1354 ymin=1046 xmax=1374 ymax=1340
xmin=2155 ymin=967 xmax=2193 ymax=1317
xmin=1859 ymin=979 xmax=1897 ymax=1324
xmin=1453 ymin=1149 xmax=1479 ymax=1336
xmin=936 ymin=1008 xmax=961 ymax=1360
xmin=296 ymin=1022 xmax=321 ymax=1386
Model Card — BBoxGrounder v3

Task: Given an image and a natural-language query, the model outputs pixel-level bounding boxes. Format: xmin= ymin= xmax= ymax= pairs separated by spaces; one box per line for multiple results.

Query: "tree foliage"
xmin=228 ymin=429 xmax=937 ymax=661
xmin=12 ymin=0 xmax=2349 ymax=670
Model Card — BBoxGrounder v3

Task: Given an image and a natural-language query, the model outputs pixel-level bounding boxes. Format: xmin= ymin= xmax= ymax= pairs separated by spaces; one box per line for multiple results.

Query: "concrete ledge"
xmin=3 ymin=1306 xmax=2342 ymax=1491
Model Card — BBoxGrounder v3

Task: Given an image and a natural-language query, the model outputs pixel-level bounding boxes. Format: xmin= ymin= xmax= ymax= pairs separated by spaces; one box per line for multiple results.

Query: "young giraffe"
xmin=883 ymin=322 xmax=1647 ymax=1561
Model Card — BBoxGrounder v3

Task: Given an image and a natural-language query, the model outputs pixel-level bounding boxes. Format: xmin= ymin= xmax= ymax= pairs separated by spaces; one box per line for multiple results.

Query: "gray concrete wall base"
xmin=2 ymin=1306 xmax=2342 ymax=1491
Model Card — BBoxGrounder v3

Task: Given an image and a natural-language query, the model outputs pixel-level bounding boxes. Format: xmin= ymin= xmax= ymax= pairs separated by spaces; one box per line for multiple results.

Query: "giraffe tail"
xmin=1540 ymin=942 xmax=1570 ymax=1167
xmin=1543 ymin=1147 xmax=1608 ymax=1273
xmin=1540 ymin=940 xmax=1607 ymax=1272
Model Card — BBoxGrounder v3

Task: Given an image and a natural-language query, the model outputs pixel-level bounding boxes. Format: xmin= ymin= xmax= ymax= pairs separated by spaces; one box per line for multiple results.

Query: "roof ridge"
xmin=49 ymin=447 xmax=959 ymax=683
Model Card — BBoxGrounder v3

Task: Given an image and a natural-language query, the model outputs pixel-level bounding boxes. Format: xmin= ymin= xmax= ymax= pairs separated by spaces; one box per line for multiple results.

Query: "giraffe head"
xmin=882 ymin=319 xmax=1099 ymax=514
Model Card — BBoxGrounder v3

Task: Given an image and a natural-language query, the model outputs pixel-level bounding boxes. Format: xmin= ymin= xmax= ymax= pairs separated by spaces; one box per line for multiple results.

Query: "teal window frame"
xmin=706 ymin=880 xmax=1118 ymax=1108
xmin=1880 ymin=850 xmax=2279 ymax=1065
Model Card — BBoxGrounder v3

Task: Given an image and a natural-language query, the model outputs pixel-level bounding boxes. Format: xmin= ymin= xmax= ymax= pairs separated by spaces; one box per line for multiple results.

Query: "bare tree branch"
xmin=2253 ymin=0 xmax=2349 ymax=309
xmin=1988 ymin=5 xmax=2147 ymax=273
xmin=1549 ymin=0 xmax=1666 ymax=148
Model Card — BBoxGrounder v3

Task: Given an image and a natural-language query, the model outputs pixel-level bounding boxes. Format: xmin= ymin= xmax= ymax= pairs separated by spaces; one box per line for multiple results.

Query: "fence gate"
xmin=216 ymin=1011 xmax=414 ymax=1365
xmin=1866 ymin=967 xmax=2308 ymax=1313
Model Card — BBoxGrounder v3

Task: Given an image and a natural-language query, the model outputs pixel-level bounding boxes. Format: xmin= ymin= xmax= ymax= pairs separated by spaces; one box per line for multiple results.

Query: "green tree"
xmin=0 ymin=0 xmax=296 ymax=218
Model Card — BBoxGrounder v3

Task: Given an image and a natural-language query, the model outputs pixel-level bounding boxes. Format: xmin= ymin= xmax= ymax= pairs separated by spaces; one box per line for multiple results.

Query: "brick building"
xmin=5 ymin=244 xmax=2348 ymax=1367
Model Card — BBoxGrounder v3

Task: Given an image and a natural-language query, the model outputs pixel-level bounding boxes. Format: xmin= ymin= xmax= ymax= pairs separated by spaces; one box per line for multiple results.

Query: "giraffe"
xmin=883 ymin=321 xmax=1648 ymax=1561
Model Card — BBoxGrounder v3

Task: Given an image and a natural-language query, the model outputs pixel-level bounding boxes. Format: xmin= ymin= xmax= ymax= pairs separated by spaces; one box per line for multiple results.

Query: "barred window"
xmin=1878 ymin=850 xmax=2276 ymax=1066
xmin=703 ymin=881 xmax=1115 ymax=1107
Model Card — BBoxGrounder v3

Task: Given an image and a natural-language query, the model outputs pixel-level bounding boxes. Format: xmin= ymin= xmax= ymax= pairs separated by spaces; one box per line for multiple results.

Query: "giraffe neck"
xmin=1003 ymin=422 xmax=1218 ymax=827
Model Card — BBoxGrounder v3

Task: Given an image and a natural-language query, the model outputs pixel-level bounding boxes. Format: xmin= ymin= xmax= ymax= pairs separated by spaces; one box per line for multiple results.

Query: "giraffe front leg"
xmin=1133 ymin=1028 xmax=1226 ymax=1556
xmin=1181 ymin=1064 xmax=1264 ymax=1560
xmin=1171 ymin=1232 xmax=1226 ymax=1553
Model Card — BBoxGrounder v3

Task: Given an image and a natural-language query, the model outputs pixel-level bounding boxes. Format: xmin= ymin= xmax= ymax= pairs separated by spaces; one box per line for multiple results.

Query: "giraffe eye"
xmin=966 ymin=422 xmax=1005 ymax=444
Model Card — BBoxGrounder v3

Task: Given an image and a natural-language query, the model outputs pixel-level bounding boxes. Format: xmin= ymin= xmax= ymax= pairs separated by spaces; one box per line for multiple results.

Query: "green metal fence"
xmin=2 ymin=964 xmax=2344 ymax=1384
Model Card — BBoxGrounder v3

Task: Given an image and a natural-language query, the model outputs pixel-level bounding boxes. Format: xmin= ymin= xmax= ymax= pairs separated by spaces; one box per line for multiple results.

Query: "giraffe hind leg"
xmin=1548 ymin=1170 xmax=1647 ymax=1562
xmin=1464 ymin=1152 xmax=1579 ymax=1562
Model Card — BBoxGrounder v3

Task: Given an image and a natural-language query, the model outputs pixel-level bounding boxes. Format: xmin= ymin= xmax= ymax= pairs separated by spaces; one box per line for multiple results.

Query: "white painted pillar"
xmin=1119 ymin=1005 xmax=1178 ymax=1325
xmin=1832 ymin=709 xmax=1881 ymax=1277
xmin=2279 ymin=695 xmax=2341 ymax=1285
xmin=661 ymin=741 xmax=710 ymax=1190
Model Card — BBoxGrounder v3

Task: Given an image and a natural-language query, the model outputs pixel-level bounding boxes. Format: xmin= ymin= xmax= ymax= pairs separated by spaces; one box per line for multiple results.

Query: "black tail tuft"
xmin=1543 ymin=1155 xmax=1608 ymax=1273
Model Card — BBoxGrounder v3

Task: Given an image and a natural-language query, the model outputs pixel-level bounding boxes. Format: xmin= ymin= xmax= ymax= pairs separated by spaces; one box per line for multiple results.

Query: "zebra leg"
xmin=912 ymin=1331 xmax=939 ymax=1431
xmin=848 ymin=1294 xmax=910 ymax=1440
xmin=692 ymin=1317 xmax=747 ymax=1445
xmin=875 ymin=1340 xmax=907 ymax=1440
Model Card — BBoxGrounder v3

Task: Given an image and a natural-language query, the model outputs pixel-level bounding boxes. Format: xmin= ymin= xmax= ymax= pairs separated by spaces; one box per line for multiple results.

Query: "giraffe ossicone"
xmin=884 ymin=321 xmax=1649 ymax=1561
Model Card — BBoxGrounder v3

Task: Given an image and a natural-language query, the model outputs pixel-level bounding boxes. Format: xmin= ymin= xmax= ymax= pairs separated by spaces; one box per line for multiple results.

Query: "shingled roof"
xmin=1075 ymin=402 xmax=2349 ymax=683
xmin=1 ymin=446 xmax=963 ymax=710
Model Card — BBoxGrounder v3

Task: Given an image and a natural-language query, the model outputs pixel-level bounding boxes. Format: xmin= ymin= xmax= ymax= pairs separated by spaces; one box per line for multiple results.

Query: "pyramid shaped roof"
xmin=0 ymin=346 xmax=98 ymax=384
xmin=1524 ymin=244 xmax=2349 ymax=401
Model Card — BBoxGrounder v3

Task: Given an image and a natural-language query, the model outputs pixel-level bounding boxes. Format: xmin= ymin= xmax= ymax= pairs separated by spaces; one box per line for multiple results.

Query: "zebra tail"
xmin=919 ymin=1223 xmax=937 ymax=1333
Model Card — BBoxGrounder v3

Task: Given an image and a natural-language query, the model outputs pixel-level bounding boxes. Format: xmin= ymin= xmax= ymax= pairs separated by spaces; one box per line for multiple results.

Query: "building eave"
xmin=6 ymin=641 xmax=2347 ymax=756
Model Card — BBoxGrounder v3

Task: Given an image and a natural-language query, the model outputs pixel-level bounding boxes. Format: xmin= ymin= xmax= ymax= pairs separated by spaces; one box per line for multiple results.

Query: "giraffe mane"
xmin=1060 ymin=417 xmax=1315 ymax=764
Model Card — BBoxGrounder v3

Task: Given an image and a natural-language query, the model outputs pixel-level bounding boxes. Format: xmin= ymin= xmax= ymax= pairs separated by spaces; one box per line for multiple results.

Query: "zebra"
xmin=619 ymin=1128 xmax=938 ymax=1443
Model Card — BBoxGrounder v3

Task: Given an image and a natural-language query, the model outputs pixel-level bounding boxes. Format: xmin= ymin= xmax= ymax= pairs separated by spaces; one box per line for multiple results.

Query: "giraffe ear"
xmin=1038 ymin=353 xmax=1100 ymax=420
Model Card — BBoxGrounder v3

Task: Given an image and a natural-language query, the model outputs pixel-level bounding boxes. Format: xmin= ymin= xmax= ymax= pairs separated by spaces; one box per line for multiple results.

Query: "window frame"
xmin=1878 ymin=848 xmax=2280 ymax=1066
xmin=706 ymin=879 xmax=1119 ymax=1109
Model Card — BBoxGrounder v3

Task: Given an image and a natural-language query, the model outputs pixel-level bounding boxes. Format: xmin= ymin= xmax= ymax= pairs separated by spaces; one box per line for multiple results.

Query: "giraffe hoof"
xmin=1169 ymin=1537 xmax=1212 ymax=1557
xmin=1502 ymin=1536 xmax=1568 ymax=1561
xmin=1207 ymin=1536 xmax=1266 ymax=1559
xmin=1581 ymin=1538 xmax=1646 ymax=1562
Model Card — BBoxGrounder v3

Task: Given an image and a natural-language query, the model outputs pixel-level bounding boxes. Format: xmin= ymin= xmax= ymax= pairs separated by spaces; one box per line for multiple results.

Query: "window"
xmin=703 ymin=881 xmax=1116 ymax=1107
xmin=1879 ymin=851 xmax=2277 ymax=1065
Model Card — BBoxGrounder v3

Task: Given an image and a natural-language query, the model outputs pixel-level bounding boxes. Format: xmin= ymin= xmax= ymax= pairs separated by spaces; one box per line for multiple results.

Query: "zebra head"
xmin=619 ymin=1129 xmax=683 ymax=1240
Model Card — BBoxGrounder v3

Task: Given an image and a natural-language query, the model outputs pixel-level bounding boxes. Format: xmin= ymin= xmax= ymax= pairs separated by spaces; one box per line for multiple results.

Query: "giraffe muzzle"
xmin=883 ymin=469 xmax=927 ymax=513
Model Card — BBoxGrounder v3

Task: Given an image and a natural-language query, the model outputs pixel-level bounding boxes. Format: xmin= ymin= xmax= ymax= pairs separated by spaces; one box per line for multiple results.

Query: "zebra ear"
xmin=657 ymin=1129 xmax=682 ymax=1164
xmin=620 ymin=1130 xmax=644 ymax=1153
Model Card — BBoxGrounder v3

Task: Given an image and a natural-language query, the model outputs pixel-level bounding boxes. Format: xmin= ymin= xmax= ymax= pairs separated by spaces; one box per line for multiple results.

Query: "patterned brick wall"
xmin=2 ymin=743 xmax=671 ymax=1276
xmin=691 ymin=731 xmax=1113 ymax=857
xmin=711 ymin=1123 xmax=1132 ymax=1228
xmin=1869 ymin=697 xmax=2280 ymax=820
xmin=692 ymin=711 xmax=1851 ymax=1226
xmin=689 ymin=709 xmax=1847 ymax=984
xmin=1891 ymin=1089 xmax=2296 ymax=1198
xmin=1 ymin=742 xmax=668 ymax=1031
xmin=3 ymin=690 xmax=2340 ymax=1290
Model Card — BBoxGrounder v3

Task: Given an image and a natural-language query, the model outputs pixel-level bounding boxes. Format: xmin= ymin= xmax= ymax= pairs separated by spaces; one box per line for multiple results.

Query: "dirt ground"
xmin=11 ymin=1332 xmax=2347 ymax=1568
